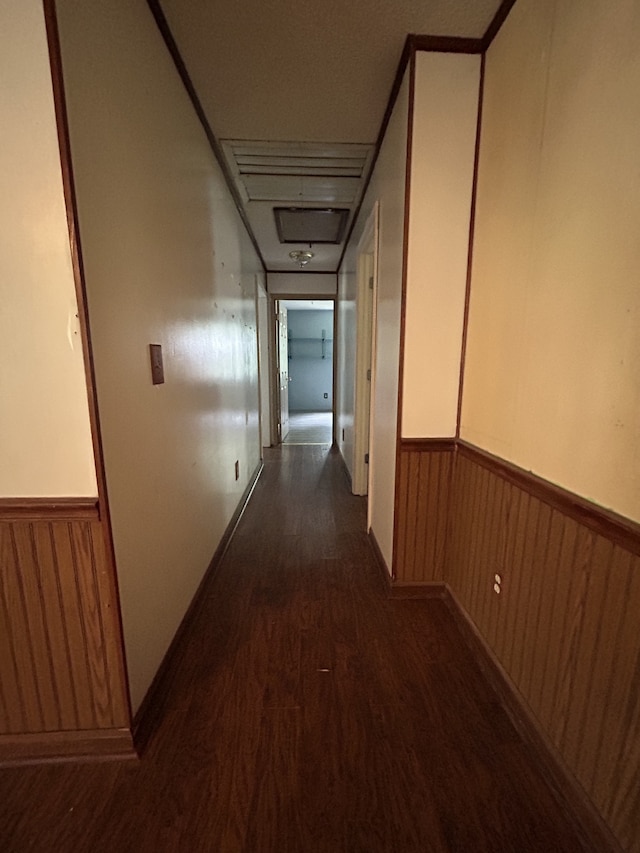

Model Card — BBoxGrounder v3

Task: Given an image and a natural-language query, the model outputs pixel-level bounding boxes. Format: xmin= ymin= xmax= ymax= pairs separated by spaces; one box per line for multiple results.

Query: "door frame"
xmin=270 ymin=294 xmax=337 ymax=445
xmin=255 ymin=273 xmax=275 ymax=450
xmin=353 ymin=203 xmax=379 ymax=507
xmin=271 ymin=298 xmax=290 ymax=444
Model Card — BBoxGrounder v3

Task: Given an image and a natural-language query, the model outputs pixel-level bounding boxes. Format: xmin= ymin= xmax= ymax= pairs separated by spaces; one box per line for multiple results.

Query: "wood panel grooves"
xmin=0 ymin=528 xmax=28 ymax=733
xmin=69 ymin=522 xmax=97 ymax=729
xmin=46 ymin=523 xmax=81 ymax=730
xmin=86 ymin=523 xmax=112 ymax=725
xmin=393 ymin=447 xmax=453 ymax=582
xmin=458 ymin=440 xmax=640 ymax=557
xmin=591 ymin=550 xmax=636 ymax=803
xmin=29 ymin=524 xmax=63 ymax=730
xmin=397 ymin=440 xmax=640 ymax=851
xmin=8 ymin=523 xmax=45 ymax=732
xmin=0 ymin=512 xmax=132 ymax=762
xmin=14 ymin=524 xmax=49 ymax=731
xmin=444 ymin=586 xmax=622 ymax=853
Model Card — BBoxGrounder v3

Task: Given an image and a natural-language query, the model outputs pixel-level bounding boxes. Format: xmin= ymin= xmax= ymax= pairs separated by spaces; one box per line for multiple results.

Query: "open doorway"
xmin=277 ymin=299 xmax=334 ymax=445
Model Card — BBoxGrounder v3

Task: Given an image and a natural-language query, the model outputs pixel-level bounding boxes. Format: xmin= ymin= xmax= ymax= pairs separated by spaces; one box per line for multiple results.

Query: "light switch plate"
xmin=149 ymin=344 xmax=164 ymax=385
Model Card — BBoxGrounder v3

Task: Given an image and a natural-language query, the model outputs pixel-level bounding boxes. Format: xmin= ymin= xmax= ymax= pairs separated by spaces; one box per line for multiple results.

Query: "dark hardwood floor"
xmin=0 ymin=445 xmax=596 ymax=852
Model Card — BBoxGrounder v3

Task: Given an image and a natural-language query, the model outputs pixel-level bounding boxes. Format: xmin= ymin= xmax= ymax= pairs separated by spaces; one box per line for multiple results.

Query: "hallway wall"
xmin=287 ymin=310 xmax=333 ymax=412
xmin=338 ymin=68 xmax=410 ymax=571
xmin=393 ymin=2 xmax=640 ymax=849
xmin=402 ymin=51 xmax=480 ymax=438
xmin=0 ymin=0 xmax=96 ymax=499
xmin=451 ymin=2 xmax=640 ymax=847
xmin=0 ymin=0 xmax=133 ymax=761
xmin=56 ymin=0 xmax=263 ymax=712
xmin=461 ymin=0 xmax=640 ymax=524
xmin=267 ymin=273 xmax=337 ymax=297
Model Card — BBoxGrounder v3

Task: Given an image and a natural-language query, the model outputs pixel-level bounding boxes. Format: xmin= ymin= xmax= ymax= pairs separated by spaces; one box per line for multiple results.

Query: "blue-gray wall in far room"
xmin=287 ymin=309 xmax=333 ymax=412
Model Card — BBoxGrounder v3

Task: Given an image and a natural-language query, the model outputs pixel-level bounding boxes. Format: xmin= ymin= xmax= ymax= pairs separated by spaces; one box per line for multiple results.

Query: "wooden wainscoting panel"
xmin=0 ymin=509 xmax=132 ymax=759
xmin=598 ymin=551 xmax=640 ymax=848
xmin=69 ymin=521 xmax=114 ymax=728
xmin=446 ymin=446 xmax=640 ymax=852
xmin=588 ymin=549 xmax=636 ymax=798
xmin=89 ymin=524 xmax=131 ymax=730
xmin=443 ymin=585 xmax=621 ymax=853
xmin=535 ymin=516 xmax=581 ymax=733
xmin=11 ymin=522 xmax=64 ymax=733
xmin=394 ymin=443 xmax=453 ymax=582
xmin=49 ymin=521 xmax=102 ymax=729
xmin=394 ymin=450 xmax=411 ymax=576
xmin=0 ymin=523 xmax=47 ymax=734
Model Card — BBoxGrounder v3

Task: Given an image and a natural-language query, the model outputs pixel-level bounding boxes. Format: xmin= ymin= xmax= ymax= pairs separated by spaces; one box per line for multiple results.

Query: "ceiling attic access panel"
xmin=221 ymin=140 xmax=374 ymax=271
xmin=274 ymin=207 xmax=349 ymax=244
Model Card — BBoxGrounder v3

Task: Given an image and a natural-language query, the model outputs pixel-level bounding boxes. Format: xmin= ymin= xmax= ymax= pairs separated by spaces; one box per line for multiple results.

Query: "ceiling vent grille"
xmin=221 ymin=140 xmax=373 ymax=204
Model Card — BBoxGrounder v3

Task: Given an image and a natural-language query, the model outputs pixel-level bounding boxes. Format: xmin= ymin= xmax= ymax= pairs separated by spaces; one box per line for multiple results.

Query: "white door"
xmin=256 ymin=275 xmax=273 ymax=449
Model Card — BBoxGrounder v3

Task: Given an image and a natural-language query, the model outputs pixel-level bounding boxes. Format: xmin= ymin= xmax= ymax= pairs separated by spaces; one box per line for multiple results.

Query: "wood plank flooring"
xmin=0 ymin=445 xmax=597 ymax=852
xmin=283 ymin=411 xmax=333 ymax=444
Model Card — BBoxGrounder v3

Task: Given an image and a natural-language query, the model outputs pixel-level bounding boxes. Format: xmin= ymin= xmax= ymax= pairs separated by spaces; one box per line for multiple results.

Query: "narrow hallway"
xmin=1 ymin=446 xmax=595 ymax=852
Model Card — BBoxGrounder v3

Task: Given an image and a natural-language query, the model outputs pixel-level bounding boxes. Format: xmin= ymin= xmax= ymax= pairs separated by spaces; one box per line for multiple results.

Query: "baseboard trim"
xmin=399 ymin=438 xmax=640 ymax=558
xmin=390 ymin=581 xmax=447 ymax=599
xmin=442 ymin=585 xmax=623 ymax=853
xmin=0 ymin=728 xmax=136 ymax=767
xmin=133 ymin=460 xmax=264 ymax=751
xmin=211 ymin=460 xmax=264 ymax=568
xmin=335 ymin=444 xmax=354 ymax=491
xmin=368 ymin=528 xmax=391 ymax=589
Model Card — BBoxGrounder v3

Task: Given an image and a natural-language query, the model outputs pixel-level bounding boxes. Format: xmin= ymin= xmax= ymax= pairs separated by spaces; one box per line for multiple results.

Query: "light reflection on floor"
xmin=283 ymin=411 xmax=333 ymax=445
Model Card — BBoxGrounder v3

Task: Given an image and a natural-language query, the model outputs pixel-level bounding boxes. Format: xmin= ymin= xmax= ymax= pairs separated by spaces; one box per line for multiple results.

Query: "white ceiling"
xmin=158 ymin=0 xmax=503 ymax=272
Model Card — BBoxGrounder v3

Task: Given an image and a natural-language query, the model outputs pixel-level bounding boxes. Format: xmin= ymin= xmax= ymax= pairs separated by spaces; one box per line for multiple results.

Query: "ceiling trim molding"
xmin=337 ymin=34 xmax=413 ymax=272
xmin=338 ymin=2 xmax=519 ymax=273
xmin=146 ymin=0 xmax=267 ymax=272
xmin=481 ymin=0 xmax=518 ymax=50
xmin=271 ymin=295 xmax=337 ymax=302
xmin=411 ymin=35 xmax=484 ymax=54
xmin=266 ymin=268 xmax=338 ymax=275
xmin=147 ymin=0 xmax=517 ymax=277
xmin=337 ymin=29 xmax=491 ymax=273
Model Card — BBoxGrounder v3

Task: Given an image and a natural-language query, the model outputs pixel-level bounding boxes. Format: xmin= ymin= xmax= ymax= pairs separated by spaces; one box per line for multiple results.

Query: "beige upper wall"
xmin=340 ymin=70 xmax=410 ymax=570
xmin=336 ymin=261 xmax=357 ymax=479
xmin=267 ymin=273 xmax=337 ymax=296
xmin=0 ymin=0 xmax=96 ymax=498
xmin=57 ymin=0 xmax=263 ymax=712
xmin=462 ymin=0 xmax=640 ymax=523
xmin=403 ymin=51 xmax=480 ymax=438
